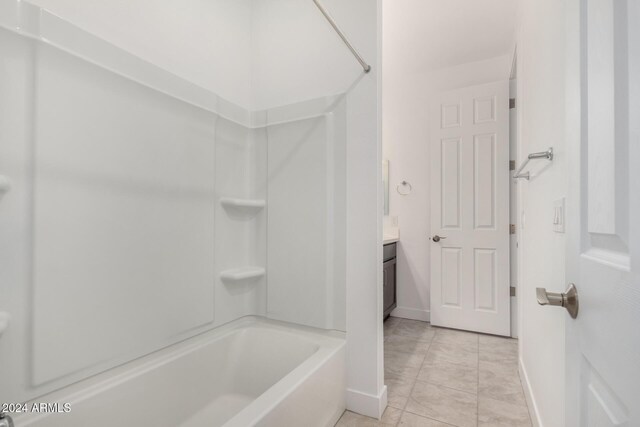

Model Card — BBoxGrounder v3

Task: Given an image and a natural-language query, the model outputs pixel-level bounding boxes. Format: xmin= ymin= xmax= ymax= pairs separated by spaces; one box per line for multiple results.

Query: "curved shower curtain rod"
xmin=312 ymin=0 xmax=372 ymax=73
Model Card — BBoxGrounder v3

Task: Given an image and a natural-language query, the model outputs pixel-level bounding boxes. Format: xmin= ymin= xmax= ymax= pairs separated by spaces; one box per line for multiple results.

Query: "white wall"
xmin=515 ymin=0 xmax=568 ymax=425
xmin=382 ymin=54 xmax=512 ymax=321
xmin=26 ymin=0 xmax=254 ymax=108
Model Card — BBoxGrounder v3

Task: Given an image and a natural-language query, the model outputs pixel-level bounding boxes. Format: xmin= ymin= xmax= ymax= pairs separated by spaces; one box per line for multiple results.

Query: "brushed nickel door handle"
xmin=536 ymin=283 xmax=579 ymax=319
xmin=431 ymin=235 xmax=446 ymax=242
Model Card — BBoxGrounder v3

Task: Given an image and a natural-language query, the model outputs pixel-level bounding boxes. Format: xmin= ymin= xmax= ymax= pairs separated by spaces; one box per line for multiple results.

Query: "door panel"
xmin=474 ymin=96 xmax=496 ymax=123
xmin=441 ymin=248 xmax=462 ymax=307
xmin=474 ymin=249 xmax=497 ymax=311
xmin=430 ymin=81 xmax=510 ymax=336
xmin=565 ymin=0 xmax=639 ymax=425
xmin=473 ymin=133 xmax=497 ymax=229
xmin=441 ymin=138 xmax=462 ymax=229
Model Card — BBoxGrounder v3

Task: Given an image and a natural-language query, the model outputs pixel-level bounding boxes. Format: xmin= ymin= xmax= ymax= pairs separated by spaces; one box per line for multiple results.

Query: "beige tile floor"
xmin=335 ymin=317 xmax=532 ymax=427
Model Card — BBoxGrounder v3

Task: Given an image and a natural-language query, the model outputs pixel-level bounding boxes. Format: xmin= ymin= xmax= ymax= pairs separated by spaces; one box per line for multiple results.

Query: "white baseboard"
xmin=390 ymin=306 xmax=430 ymax=322
xmin=519 ymin=358 xmax=542 ymax=427
xmin=346 ymin=385 xmax=388 ymax=419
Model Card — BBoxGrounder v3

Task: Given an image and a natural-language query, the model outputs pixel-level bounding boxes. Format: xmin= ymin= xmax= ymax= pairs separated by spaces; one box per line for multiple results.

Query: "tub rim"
xmin=12 ymin=316 xmax=345 ymax=426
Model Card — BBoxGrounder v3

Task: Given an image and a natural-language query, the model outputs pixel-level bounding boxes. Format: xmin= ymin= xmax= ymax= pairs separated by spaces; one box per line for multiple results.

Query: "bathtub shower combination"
xmin=0 ymin=0 xmax=354 ymax=425
xmin=8 ymin=318 xmax=346 ymax=427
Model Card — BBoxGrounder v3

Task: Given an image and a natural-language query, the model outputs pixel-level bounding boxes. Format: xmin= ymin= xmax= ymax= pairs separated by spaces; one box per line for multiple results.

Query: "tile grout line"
xmin=399 ymin=321 xmax=429 ymax=425
xmin=476 ymin=336 xmax=530 ymax=426
xmin=402 ymin=407 xmax=459 ymax=427
xmin=404 ymin=326 xmax=462 ymax=427
xmin=395 ymin=319 xmax=435 ymax=427
xmin=409 ymin=333 xmax=480 ymax=395
xmin=413 ymin=379 xmax=478 ymax=397
xmin=389 ymin=321 xmax=523 ymax=427
xmin=480 ymin=337 xmax=534 ymax=426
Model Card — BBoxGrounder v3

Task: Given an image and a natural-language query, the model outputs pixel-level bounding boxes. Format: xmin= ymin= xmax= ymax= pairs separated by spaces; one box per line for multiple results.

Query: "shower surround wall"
xmin=252 ymin=1 xmax=385 ymax=416
xmin=23 ymin=0 xmax=254 ymax=108
xmin=0 ymin=3 xmax=269 ymax=401
xmin=262 ymin=98 xmax=347 ymax=330
xmin=1 ymin=0 xmax=382 ymax=418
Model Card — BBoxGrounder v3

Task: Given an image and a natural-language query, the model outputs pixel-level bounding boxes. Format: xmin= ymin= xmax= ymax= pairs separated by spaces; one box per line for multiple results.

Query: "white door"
xmin=430 ymin=81 xmax=510 ymax=336
xmin=564 ymin=0 xmax=640 ymax=425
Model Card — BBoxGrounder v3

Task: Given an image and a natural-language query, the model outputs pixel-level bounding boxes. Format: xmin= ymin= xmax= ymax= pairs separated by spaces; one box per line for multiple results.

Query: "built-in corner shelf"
xmin=220 ymin=266 xmax=266 ymax=282
xmin=220 ymin=197 xmax=266 ymax=210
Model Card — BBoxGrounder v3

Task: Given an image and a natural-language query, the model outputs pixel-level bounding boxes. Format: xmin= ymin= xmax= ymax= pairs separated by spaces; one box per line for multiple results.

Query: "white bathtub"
xmin=12 ymin=317 xmax=346 ymax=427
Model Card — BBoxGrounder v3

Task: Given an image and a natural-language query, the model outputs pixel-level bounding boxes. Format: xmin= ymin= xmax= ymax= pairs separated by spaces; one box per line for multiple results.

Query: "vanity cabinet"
xmin=383 ymin=242 xmax=397 ymax=318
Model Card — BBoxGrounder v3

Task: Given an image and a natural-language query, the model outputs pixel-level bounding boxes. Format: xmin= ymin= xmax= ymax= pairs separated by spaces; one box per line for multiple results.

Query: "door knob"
xmin=431 ymin=235 xmax=446 ymax=242
xmin=536 ymin=283 xmax=579 ymax=319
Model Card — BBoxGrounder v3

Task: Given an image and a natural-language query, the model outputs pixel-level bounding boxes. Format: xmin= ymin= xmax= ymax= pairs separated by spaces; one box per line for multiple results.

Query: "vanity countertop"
xmin=383 ymin=234 xmax=399 ymax=245
xmin=383 ymin=219 xmax=399 ymax=245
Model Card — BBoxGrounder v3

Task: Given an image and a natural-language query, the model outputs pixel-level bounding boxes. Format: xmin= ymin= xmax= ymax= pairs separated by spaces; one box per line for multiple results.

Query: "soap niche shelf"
xmin=220 ymin=197 xmax=266 ymax=210
xmin=220 ymin=266 xmax=265 ymax=282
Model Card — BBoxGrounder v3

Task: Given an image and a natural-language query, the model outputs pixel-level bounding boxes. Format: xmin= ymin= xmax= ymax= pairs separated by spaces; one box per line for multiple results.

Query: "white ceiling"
xmin=383 ymin=0 xmax=517 ymax=73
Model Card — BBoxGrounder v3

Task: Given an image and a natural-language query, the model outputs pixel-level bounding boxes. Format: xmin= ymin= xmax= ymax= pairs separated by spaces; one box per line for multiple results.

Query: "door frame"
xmin=509 ymin=51 xmax=519 ymax=339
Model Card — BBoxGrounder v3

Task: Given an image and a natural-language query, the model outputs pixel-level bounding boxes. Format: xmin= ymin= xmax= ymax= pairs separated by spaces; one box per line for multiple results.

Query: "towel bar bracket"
xmin=513 ymin=147 xmax=553 ymax=180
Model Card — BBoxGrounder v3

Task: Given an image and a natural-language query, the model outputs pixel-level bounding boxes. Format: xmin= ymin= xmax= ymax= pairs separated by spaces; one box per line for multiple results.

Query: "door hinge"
xmin=510 ymin=160 xmax=516 ymax=171
xmin=510 ymin=286 xmax=516 ymax=297
xmin=510 ymin=224 xmax=516 ymax=234
xmin=509 ymin=98 xmax=516 ymax=109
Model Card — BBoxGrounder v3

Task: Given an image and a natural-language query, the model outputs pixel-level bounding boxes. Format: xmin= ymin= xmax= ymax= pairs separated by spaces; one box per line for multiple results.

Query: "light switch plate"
xmin=553 ymin=198 xmax=565 ymax=233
